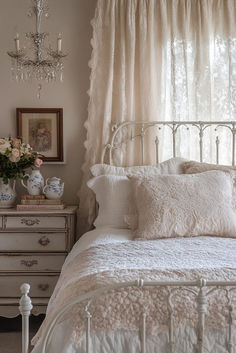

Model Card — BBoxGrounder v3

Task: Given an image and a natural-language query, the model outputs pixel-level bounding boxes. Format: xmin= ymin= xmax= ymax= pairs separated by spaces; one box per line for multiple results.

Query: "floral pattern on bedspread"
xmin=32 ymin=236 xmax=236 ymax=345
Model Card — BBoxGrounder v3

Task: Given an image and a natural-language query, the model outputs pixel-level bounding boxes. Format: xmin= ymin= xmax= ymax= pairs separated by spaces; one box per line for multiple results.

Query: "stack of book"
xmin=17 ymin=195 xmax=65 ymax=211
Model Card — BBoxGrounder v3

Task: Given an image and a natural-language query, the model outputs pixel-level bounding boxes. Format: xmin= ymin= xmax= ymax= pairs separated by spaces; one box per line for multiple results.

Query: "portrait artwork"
xmin=17 ymin=108 xmax=63 ymax=162
xmin=29 ymin=119 xmax=52 ymax=153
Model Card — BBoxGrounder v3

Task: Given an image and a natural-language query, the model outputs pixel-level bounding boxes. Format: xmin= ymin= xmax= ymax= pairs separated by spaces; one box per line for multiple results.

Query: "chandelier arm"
xmin=7 ymin=0 xmax=67 ymax=96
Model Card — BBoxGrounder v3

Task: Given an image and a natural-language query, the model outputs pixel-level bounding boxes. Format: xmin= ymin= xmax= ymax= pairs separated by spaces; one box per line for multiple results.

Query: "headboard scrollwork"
xmin=102 ymin=121 xmax=236 ymax=166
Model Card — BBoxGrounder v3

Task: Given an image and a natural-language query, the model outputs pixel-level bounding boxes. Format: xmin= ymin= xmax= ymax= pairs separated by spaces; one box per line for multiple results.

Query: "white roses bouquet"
xmin=0 ymin=137 xmax=43 ymax=184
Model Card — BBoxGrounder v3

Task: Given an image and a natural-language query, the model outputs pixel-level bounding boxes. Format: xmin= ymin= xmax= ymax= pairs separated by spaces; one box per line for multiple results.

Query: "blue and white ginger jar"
xmin=0 ymin=178 xmax=16 ymax=208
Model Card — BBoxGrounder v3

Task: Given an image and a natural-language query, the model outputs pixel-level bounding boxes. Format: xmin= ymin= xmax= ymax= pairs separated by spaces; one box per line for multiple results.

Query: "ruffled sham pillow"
xmin=90 ymin=157 xmax=188 ymax=177
xmin=183 ymin=160 xmax=236 ymax=208
xmin=88 ymin=157 xmax=188 ymax=229
xmin=87 ymin=175 xmax=131 ymax=229
xmin=126 ymin=171 xmax=236 ymax=239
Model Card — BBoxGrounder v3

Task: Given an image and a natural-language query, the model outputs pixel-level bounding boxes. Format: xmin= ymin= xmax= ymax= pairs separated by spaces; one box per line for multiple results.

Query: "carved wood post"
xmin=19 ymin=284 xmax=33 ymax=353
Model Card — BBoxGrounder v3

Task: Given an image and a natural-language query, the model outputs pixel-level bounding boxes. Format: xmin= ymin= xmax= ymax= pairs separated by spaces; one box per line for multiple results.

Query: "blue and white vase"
xmin=0 ymin=178 xmax=16 ymax=208
xmin=43 ymin=177 xmax=64 ymax=200
xmin=21 ymin=170 xmax=44 ymax=196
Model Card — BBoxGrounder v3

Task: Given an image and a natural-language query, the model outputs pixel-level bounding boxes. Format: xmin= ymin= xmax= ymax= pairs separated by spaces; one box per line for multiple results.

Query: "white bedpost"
xmin=167 ymin=291 xmax=175 ymax=353
xmin=85 ymin=301 xmax=92 ymax=353
xmin=141 ymin=312 xmax=146 ymax=353
xmin=226 ymin=290 xmax=233 ymax=353
xmin=19 ymin=284 xmax=33 ymax=353
xmin=197 ymin=279 xmax=207 ymax=353
xmin=227 ymin=304 xmax=233 ymax=353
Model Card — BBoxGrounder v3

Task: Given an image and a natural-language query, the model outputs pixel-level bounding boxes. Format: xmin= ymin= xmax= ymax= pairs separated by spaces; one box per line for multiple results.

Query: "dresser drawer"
xmin=0 ymin=274 xmax=59 ymax=298
xmin=5 ymin=216 xmax=66 ymax=229
xmin=0 ymin=254 xmax=66 ymax=272
xmin=0 ymin=233 xmax=67 ymax=252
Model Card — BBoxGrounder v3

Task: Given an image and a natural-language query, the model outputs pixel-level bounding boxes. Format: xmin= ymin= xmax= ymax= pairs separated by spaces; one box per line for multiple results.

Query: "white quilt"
xmin=32 ymin=228 xmax=236 ymax=353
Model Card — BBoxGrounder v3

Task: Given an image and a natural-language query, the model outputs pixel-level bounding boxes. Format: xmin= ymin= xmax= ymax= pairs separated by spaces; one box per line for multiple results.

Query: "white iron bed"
xmin=19 ymin=121 xmax=236 ymax=353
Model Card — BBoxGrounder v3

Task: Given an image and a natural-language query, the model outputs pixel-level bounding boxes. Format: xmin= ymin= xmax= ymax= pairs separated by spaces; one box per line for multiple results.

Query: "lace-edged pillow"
xmin=90 ymin=157 xmax=187 ymax=177
xmin=183 ymin=161 xmax=236 ymax=208
xmin=126 ymin=171 xmax=236 ymax=239
xmin=182 ymin=160 xmax=236 ymax=174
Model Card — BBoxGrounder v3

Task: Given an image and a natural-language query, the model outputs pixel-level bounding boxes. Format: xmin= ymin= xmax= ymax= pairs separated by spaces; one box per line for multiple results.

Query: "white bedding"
xmin=32 ymin=228 xmax=236 ymax=353
xmin=68 ymin=227 xmax=134 ymax=256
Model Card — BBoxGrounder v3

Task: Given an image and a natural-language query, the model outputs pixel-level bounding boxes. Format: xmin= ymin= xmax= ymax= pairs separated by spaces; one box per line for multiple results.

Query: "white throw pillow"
xmin=183 ymin=160 xmax=236 ymax=208
xmin=127 ymin=171 xmax=236 ymax=239
xmin=87 ymin=175 xmax=131 ymax=229
xmin=90 ymin=157 xmax=187 ymax=177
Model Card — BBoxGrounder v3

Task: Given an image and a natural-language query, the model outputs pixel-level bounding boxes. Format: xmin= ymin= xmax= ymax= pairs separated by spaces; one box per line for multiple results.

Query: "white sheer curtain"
xmin=79 ymin=0 xmax=236 ymax=231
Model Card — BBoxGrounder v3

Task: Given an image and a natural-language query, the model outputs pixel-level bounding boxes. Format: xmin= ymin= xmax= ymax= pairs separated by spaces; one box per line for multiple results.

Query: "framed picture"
xmin=17 ymin=108 xmax=63 ymax=162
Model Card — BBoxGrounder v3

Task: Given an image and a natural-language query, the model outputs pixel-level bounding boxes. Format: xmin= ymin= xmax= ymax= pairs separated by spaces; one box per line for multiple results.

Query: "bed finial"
xmin=19 ymin=283 xmax=33 ymax=353
xmin=20 ymin=283 xmax=31 ymax=296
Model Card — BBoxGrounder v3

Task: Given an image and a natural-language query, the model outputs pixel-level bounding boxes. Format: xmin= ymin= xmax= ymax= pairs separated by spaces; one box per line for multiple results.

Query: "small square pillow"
xmin=127 ymin=170 xmax=236 ymax=239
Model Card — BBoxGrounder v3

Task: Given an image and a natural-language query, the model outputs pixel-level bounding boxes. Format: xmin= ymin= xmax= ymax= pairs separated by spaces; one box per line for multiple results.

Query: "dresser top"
xmin=0 ymin=205 xmax=78 ymax=215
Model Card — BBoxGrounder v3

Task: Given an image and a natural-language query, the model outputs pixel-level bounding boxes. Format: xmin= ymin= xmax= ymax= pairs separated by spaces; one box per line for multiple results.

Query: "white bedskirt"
xmin=32 ymin=322 xmax=233 ymax=353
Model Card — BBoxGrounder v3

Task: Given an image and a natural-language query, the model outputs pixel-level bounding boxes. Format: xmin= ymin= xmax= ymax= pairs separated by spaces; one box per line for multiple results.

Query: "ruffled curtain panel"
xmin=78 ymin=0 xmax=236 ymax=233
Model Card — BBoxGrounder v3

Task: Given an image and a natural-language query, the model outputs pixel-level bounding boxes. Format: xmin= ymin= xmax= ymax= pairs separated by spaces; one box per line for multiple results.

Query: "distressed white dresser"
xmin=0 ymin=206 xmax=77 ymax=317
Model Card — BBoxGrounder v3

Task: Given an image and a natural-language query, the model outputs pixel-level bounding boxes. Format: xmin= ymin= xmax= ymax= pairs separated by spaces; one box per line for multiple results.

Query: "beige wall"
xmin=0 ymin=0 xmax=96 ymax=204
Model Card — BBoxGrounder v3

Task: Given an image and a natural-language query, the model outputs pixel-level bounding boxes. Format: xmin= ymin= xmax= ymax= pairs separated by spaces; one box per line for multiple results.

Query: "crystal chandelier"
xmin=7 ymin=0 xmax=67 ymax=98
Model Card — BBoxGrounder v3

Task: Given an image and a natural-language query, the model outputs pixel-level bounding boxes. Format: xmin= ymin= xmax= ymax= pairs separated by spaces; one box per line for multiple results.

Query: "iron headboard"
xmin=102 ymin=121 xmax=236 ymax=166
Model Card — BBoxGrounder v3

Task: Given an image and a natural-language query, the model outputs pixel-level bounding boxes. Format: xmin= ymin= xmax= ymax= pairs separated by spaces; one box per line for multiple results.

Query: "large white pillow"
xmin=87 ymin=175 xmax=131 ymax=228
xmin=90 ymin=157 xmax=187 ymax=177
xmin=127 ymin=170 xmax=236 ymax=239
xmin=88 ymin=157 xmax=188 ymax=229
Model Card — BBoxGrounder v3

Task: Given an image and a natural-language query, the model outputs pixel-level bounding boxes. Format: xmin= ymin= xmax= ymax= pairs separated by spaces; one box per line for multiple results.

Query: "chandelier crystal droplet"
xmin=7 ymin=0 xmax=68 ymax=98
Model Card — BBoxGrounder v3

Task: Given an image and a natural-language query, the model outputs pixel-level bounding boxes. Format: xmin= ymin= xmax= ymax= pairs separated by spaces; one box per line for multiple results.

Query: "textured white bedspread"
xmin=32 ymin=229 xmax=236 ymax=353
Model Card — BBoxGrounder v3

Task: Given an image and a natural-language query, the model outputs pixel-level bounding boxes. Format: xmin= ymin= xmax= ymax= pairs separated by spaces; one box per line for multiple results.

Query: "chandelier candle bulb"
xmin=14 ymin=33 xmax=20 ymax=51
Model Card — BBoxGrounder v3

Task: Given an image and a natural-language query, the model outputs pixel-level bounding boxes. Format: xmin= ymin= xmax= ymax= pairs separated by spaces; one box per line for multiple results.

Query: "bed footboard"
xmin=19 ymin=279 xmax=236 ymax=353
xmin=19 ymin=284 xmax=33 ymax=353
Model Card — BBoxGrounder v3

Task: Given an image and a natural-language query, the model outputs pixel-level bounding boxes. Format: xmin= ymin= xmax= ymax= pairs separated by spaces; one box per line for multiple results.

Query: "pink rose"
xmin=34 ymin=157 xmax=43 ymax=167
xmin=12 ymin=138 xmax=21 ymax=148
xmin=9 ymin=148 xmax=20 ymax=162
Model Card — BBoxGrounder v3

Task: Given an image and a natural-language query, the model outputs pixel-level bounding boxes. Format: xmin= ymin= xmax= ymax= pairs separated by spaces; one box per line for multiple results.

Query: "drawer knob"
xmin=21 ymin=218 xmax=40 ymax=226
xmin=38 ymin=284 xmax=49 ymax=291
xmin=21 ymin=260 xmax=38 ymax=267
xmin=38 ymin=236 xmax=50 ymax=246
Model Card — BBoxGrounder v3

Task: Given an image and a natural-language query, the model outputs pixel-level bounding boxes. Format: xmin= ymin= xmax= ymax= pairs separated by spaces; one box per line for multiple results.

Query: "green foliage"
xmin=0 ymin=138 xmax=43 ymax=184
xmin=0 ymin=152 xmax=38 ymax=184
